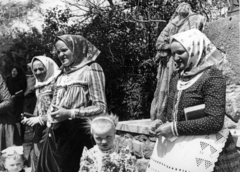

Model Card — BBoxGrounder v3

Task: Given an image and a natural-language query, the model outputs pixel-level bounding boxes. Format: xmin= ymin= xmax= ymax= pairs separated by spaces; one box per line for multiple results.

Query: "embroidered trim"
xmin=177 ymin=72 xmax=203 ymax=90
xmin=56 ymin=82 xmax=88 ymax=90
xmin=147 ymin=129 xmax=230 ymax=172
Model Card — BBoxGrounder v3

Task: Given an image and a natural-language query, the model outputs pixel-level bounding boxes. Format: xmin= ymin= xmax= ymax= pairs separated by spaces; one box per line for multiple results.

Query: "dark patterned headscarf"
xmin=56 ymin=35 xmax=101 ymax=73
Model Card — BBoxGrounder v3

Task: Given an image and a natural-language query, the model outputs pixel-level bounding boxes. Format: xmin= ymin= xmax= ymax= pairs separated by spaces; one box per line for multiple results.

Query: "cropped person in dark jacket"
xmin=0 ymin=74 xmax=21 ymax=152
xmin=6 ymin=67 xmax=27 ymax=142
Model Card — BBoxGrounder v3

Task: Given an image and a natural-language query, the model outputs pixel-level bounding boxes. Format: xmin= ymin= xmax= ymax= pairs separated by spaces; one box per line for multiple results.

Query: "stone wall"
xmin=204 ymin=15 xmax=240 ymax=126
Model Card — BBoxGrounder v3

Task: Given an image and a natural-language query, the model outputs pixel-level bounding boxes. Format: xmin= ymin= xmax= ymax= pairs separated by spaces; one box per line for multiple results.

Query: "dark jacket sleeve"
xmin=0 ymin=75 xmax=13 ymax=114
xmin=176 ymin=69 xmax=225 ymax=135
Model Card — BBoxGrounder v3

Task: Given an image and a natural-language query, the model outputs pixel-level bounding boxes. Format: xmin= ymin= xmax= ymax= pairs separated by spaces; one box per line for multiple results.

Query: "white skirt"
xmin=146 ymin=129 xmax=229 ymax=172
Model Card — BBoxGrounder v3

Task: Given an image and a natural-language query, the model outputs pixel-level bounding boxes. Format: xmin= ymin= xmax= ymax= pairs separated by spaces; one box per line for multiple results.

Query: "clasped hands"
xmin=149 ymin=119 xmax=173 ymax=138
xmin=21 ymin=116 xmax=40 ymax=127
xmin=21 ymin=105 xmax=73 ymax=126
xmin=49 ymin=105 xmax=73 ymax=122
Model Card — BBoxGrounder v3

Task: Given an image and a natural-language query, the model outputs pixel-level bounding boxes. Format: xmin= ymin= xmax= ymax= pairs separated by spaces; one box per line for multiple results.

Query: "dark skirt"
xmin=30 ymin=125 xmax=47 ymax=172
xmin=36 ymin=119 xmax=94 ymax=172
xmin=214 ymin=134 xmax=240 ymax=172
xmin=0 ymin=113 xmax=21 ymax=151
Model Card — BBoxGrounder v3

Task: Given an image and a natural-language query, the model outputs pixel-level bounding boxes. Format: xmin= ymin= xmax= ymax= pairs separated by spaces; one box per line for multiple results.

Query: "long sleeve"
xmin=77 ymin=63 xmax=107 ymax=117
xmin=156 ymin=22 xmax=174 ymax=51
xmin=0 ymin=75 xmax=13 ymax=114
xmin=176 ymin=69 xmax=225 ymax=135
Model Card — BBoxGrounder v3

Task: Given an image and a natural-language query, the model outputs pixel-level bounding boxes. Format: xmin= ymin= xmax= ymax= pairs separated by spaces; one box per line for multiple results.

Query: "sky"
xmin=1 ymin=0 xmax=77 ymax=32
xmin=0 ymin=0 xmax=123 ymax=33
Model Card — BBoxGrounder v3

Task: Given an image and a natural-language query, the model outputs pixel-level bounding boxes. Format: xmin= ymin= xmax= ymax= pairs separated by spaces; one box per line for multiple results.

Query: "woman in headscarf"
xmin=23 ymin=63 xmax=37 ymax=118
xmin=0 ymin=74 xmax=20 ymax=152
xmin=36 ymin=35 xmax=107 ymax=172
xmin=21 ymin=56 xmax=61 ymax=172
xmin=151 ymin=2 xmax=206 ymax=120
xmin=147 ymin=29 xmax=240 ymax=172
xmin=6 ymin=66 xmax=27 ymax=142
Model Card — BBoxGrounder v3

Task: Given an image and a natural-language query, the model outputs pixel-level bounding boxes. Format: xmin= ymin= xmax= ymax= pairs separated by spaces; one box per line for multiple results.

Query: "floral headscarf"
xmin=170 ymin=29 xmax=223 ymax=77
xmin=31 ymin=56 xmax=61 ymax=88
xmin=56 ymin=35 xmax=101 ymax=73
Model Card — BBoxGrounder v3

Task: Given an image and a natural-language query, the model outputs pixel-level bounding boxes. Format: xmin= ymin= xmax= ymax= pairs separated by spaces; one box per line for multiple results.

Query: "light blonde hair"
xmin=90 ymin=113 xmax=119 ymax=133
xmin=0 ymin=151 xmax=25 ymax=169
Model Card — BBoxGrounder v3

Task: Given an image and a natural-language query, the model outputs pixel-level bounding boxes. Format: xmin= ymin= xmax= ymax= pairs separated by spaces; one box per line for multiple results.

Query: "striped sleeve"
xmin=76 ymin=63 xmax=107 ymax=117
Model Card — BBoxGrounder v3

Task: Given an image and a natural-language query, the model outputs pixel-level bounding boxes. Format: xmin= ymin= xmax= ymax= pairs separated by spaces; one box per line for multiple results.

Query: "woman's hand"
xmin=50 ymin=105 xmax=72 ymax=122
xmin=21 ymin=117 xmax=40 ymax=127
xmin=149 ymin=119 xmax=163 ymax=136
xmin=155 ymin=122 xmax=173 ymax=138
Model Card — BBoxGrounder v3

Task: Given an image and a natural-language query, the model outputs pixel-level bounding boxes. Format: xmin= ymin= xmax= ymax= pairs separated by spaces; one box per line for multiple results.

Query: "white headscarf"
xmin=31 ymin=56 xmax=61 ymax=88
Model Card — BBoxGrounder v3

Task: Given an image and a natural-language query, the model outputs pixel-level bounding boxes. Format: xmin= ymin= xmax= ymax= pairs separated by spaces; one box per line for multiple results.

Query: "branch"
xmin=107 ymin=0 xmax=114 ymax=7
xmin=129 ymin=14 xmax=166 ymax=23
xmin=61 ymin=0 xmax=89 ymax=12
xmin=108 ymin=45 xmax=116 ymax=62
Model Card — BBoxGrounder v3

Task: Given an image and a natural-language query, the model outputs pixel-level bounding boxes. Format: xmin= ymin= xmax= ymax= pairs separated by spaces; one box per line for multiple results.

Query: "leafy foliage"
xmin=0 ymin=28 xmax=51 ymax=76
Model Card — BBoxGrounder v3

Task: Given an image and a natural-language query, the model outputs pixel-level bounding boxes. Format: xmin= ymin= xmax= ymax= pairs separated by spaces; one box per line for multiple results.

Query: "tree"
xmin=0 ymin=27 xmax=51 ymax=77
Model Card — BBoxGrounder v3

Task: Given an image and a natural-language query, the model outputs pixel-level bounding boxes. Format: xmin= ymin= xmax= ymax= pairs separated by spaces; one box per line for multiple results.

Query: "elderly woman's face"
xmin=171 ymin=41 xmax=189 ymax=71
xmin=55 ymin=40 xmax=74 ymax=67
xmin=32 ymin=60 xmax=47 ymax=82
xmin=11 ymin=68 xmax=18 ymax=78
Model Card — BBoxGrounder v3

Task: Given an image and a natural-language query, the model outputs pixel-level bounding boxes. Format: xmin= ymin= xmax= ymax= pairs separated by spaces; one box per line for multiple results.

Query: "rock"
xmin=230 ymin=129 xmax=240 ymax=148
xmin=204 ymin=15 xmax=240 ymax=123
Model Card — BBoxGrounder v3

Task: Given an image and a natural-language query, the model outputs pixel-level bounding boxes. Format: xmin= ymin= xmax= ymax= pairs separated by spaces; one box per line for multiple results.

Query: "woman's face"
xmin=32 ymin=60 xmax=47 ymax=82
xmin=55 ymin=40 xmax=74 ymax=67
xmin=171 ymin=41 xmax=189 ymax=71
xmin=11 ymin=68 xmax=18 ymax=78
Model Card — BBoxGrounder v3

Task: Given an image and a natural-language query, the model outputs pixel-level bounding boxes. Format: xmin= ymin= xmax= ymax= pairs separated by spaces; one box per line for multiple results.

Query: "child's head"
xmin=91 ymin=113 xmax=118 ymax=151
xmin=0 ymin=146 xmax=25 ymax=172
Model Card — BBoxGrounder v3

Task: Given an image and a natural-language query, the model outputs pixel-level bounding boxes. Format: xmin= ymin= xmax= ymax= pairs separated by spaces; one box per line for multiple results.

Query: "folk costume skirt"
xmin=146 ymin=129 xmax=240 ymax=172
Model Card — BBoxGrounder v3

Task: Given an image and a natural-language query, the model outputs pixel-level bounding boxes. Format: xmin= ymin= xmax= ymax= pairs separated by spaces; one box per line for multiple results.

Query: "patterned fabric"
xmin=30 ymin=56 xmax=60 ymax=171
xmin=169 ymin=29 xmax=224 ymax=123
xmin=31 ymin=56 xmax=60 ymax=126
xmin=170 ymin=29 xmax=223 ymax=77
xmin=50 ymin=62 xmax=106 ymax=120
xmin=164 ymin=68 xmax=225 ymax=135
xmin=150 ymin=2 xmax=206 ymax=120
xmin=79 ymin=143 xmax=137 ymax=172
xmin=147 ymin=129 xmax=229 ymax=172
xmin=152 ymin=67 xmax=240 ymax=171
xmin=36 ymin=35 xmax=106 ymax=172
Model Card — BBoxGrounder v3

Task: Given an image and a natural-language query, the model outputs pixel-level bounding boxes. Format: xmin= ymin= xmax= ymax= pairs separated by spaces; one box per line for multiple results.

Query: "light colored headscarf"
xmin=55 ymin=35 xmax=101 ymax=73
xmin=31 ymin=56 xmax=61 ymax=88
xmin=170 ymin=29 xmax=223 ymax=78
xmin=170 ymin=2 xmax=195 ymax=27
